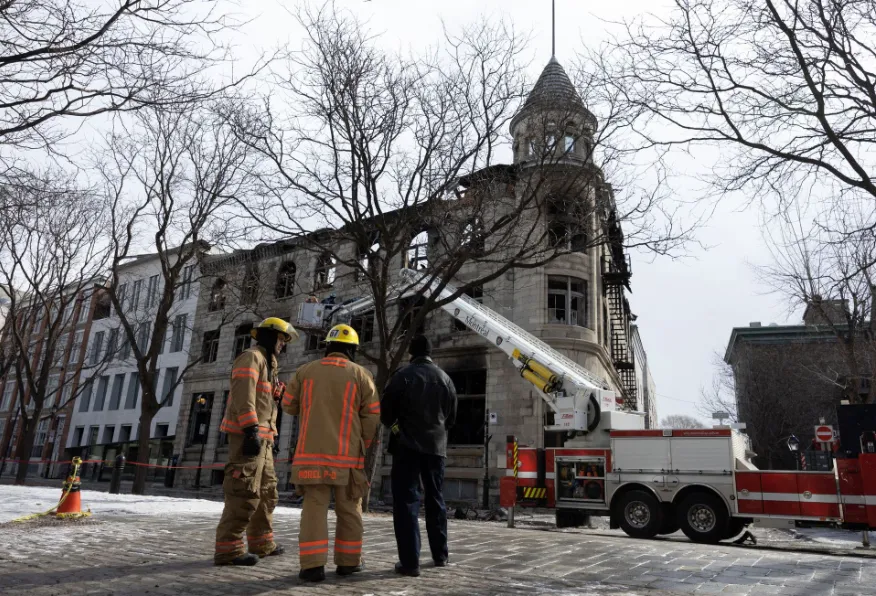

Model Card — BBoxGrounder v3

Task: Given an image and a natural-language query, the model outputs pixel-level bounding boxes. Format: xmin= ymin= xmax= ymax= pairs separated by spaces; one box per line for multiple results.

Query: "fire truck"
xmin=298 ymin=269 xmax=876 ymax=544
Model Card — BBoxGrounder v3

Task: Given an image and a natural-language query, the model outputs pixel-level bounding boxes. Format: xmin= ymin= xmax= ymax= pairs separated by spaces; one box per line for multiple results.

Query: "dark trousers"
xmin=390 ymin=446 xmax=448 ymax=569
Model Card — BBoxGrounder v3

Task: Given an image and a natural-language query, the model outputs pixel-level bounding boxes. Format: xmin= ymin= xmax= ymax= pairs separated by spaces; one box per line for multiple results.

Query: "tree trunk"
xmin=14 ymin=413 xmax=38 ymax=485
xmin=132 ymin=407 xmax=157 ymax=495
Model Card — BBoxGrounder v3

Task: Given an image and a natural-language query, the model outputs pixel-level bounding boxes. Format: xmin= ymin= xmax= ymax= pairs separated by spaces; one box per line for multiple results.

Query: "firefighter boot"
xmin=299 ymin=566 xmax=326 ymax=582
xmin=336 ymin=563 xmax=364 ymax=576
xmin=261 ymin=544 xmax=285 ymax=558
xmin=215 ymin=553 xmax=259 ymax=567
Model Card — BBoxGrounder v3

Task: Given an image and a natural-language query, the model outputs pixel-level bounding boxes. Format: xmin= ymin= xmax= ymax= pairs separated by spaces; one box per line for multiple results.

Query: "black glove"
xmin=272 ymin=442 xmax=280 ymax=458
xmin=242 ymin=425 xmax=262 ymax=457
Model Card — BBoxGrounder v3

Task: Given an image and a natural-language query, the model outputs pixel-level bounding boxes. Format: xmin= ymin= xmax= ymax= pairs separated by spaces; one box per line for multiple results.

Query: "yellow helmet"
xmin=325 ymin=324 xmax=359 ymax=346
xmin=251 ymin=317 xmax=299 ymax=342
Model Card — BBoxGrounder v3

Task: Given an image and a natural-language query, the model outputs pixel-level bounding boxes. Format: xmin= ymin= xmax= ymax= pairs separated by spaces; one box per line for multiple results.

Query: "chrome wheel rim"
xmin=688 ymin=504 xmax=716 ymax=533
xmin=624 ymin=500 xmax=651 ymax=529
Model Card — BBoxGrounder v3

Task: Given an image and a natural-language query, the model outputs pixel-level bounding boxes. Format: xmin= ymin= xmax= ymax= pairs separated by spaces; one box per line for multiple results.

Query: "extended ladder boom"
xmin=301 ymin=269 xmax=618 ymax=431
xmin=394 ymin=269 xmax=607 ymax=394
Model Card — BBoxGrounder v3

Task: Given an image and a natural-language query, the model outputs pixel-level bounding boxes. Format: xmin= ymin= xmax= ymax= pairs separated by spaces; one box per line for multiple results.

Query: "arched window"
xmin=406 ymin=230 xmax=429 ymax=270
xmin=208 ymin=279 xmax=226 ymax=312
xmin=314 ymin=253 xmax=336 ymax=290
xmin=461 ymin=218 xmax=485 ymax=256
xmin=564 ymin=121 xmax=578 ymax=155
xmin=275 ymin=261 xmax=296 ymax=299
xmin=547 ymin=196 xmax=587 ymax=253
xmin=357 ymin=239 xmax=380 ymax=281
xmin=241 ymin=264 xmax=259 ymax=305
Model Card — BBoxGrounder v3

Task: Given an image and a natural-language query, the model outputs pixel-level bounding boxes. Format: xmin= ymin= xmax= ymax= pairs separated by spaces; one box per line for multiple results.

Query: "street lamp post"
xmin=194 ymin=396 xmax=207 ymax=490
xmin=787 ymin=434 xmax=801 ymax=470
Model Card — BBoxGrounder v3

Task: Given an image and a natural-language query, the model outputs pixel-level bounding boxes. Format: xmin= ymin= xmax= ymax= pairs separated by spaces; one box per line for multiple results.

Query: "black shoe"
xmin=215 ymin=553 xmax=259 ymax=566
xmin=299 ymin=566 xmax=326 ymax=582
xmin=434 ymin=558 xmax=448 ymax=567
xmin=394 ymin=562 xmax=420 ymax=577
xmin=261 ymin=544 xmax=285 ymax=558
xmin=336 ymin=563 xmax=364 ymax=576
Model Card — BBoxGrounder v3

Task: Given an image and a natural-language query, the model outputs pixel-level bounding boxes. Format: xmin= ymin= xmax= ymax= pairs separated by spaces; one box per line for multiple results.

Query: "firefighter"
xmin=214 ymin=317 xmax=298 ymax=566
xmin=282 ymin=324 xmax=380 ymax=583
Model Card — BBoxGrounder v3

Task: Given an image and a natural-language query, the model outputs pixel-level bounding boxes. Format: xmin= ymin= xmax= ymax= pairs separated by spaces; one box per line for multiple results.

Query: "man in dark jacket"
xmin=381 ymin=335 xmax=457 ymax=577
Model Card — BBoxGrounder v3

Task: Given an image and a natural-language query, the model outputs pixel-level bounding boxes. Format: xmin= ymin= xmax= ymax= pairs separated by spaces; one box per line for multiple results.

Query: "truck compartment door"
xmin=735 ymin=471 xmax=763 ymax=514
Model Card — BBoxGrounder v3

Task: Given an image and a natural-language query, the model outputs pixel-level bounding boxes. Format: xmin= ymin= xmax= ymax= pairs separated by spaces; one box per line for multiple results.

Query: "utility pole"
xmin=482 ymin=409 xmax=492 ymax=510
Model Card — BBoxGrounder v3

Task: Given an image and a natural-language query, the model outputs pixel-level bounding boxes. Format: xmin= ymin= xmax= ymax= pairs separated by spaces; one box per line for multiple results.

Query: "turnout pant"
xmin=391 ymin=446 xmax=448 ymax=569
xmin=214 ymin=435 xmax=279 ymax=563
xmin=297 ymin=480 xmax=364 ymax=570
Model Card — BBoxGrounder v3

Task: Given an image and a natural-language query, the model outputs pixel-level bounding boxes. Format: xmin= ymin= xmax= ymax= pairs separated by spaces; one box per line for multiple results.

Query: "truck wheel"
xmin=616 ymin=490 xmax=663 ymax=539
xmin=676 ymin=492 xmax=729 ymax=544
xmin=658 ymin=504 xmax=679 ymax=535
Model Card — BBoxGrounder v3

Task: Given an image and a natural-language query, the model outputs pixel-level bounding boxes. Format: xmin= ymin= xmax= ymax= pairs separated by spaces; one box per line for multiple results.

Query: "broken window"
xmin=446 ymin=370 xmax=487 ymax=446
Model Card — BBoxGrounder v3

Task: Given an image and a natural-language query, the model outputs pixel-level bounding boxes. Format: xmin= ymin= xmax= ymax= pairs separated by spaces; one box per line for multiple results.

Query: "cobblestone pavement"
xmin=1 ymin=510 xmax=874 ymax=596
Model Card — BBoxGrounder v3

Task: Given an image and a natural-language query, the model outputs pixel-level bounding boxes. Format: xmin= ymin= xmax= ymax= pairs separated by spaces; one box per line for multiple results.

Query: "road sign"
xmin=712 ymin=411 xmax=729 ymax=420
xmin=815 ymin=425 xmax=834 ymax=443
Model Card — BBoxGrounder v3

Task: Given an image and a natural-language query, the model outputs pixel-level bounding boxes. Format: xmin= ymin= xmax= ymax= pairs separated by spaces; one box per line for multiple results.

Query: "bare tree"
xmin=698 ymin=354 xmax=739 ymax=423
xmin=97 ymin=99 xmax=257 ymax=494
xmin=611 ymin=0 xmax=876 ymax=228
xmin=0 ymin=175 xmax=110 ymax=484
xmin=230 ymin=3 xmax=695 ymax=505
xmin=0 ymin=0 xmax=242 ymax=153
xmin=660 ymin=414 xmax=703 ymax=429
xmin=757 ymin=207 xmax=876 ymax=404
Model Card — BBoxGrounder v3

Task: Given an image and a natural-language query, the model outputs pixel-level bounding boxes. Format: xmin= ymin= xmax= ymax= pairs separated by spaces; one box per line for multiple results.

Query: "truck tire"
xmin=724 ymin=517 xmax=747 ymax=540
xmin=616 ymin=490 xmax=663 ymax=539
xmin=676 ymin=492 xmax=730 ymax=544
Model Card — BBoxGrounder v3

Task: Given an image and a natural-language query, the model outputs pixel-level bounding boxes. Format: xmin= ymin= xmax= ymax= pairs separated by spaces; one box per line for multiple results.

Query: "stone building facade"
xmin=172 ymin=57 xmax=655 ymax=503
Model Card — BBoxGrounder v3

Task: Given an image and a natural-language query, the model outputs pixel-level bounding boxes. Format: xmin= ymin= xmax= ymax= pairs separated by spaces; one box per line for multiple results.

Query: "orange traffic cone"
xmin=56 ymin=475 xmax=82 ymax=514
xmin=55 ymin=456 xmax=87 ymax=517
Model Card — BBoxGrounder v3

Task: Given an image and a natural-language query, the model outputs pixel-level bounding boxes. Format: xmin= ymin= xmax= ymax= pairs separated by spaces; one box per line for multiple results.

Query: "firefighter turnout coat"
xmin=282 ymin=353 xmax=380 ymax=490
xmin=220 ymin=346 xmax=279 ymax=441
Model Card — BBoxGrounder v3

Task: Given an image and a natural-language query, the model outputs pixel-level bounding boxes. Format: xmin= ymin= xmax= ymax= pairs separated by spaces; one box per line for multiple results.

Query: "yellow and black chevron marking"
xmin=520 ymin=487 xmax=547 ymax=499
xmin=513 ymin=443 xmax=519 ymax=479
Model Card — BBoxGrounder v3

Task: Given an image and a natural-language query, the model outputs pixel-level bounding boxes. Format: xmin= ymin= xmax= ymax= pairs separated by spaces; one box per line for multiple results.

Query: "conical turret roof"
xmin=511 ymin=57 xmax=596 ymax=132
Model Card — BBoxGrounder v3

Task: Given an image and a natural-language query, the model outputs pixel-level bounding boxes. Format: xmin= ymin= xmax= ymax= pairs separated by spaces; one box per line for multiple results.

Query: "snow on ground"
xmin=786 ymin=526 xmax=869 ymax=548
xmin=0 ymin=485 xmax=302 ymax=523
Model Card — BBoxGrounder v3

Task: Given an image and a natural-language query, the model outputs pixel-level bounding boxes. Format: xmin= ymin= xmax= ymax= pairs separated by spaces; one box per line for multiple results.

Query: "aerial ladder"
xmin=297 ymin=268 xmax=643 ymax=438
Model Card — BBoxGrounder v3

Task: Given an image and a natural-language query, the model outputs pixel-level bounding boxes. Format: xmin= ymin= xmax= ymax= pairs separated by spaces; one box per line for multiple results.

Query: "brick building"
xmin=0 ymin=281 xmax=105 ymax=479
xmin=171 ymin=56 xmax=656 ymax=503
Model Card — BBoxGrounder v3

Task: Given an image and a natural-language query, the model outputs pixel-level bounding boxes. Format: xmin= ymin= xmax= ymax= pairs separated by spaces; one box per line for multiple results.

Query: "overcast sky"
xmin=232 ymin=0 xmax=793 ymax=423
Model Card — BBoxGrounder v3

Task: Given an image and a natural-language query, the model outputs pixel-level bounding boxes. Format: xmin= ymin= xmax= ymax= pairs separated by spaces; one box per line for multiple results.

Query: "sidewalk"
xmin=1 ymin=484 xmax=874 ymax=596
